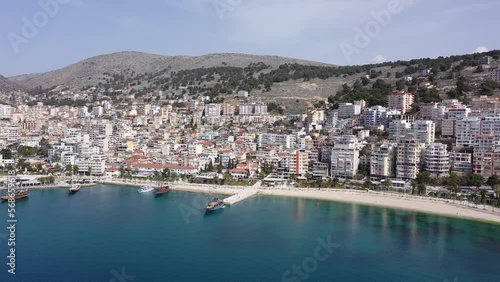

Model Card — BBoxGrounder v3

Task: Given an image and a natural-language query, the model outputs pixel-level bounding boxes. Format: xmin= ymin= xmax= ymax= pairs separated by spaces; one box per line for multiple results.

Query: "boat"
xmin=205 ymin=197 xmax=225 ymax=212
xmin=138 ymin=185 xmax=155 ymax=193
xmin=155 ymin=184 xmax=170 ymax=196
xmin=68 ymin=166 xmax=81 ymax=194
xmin=1 ymin=189 xmax=29 ymax=201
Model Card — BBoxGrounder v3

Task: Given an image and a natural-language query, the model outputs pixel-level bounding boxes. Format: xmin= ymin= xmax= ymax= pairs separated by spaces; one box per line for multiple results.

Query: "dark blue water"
xmin=1 ymin=184 xmax=500 ymax=282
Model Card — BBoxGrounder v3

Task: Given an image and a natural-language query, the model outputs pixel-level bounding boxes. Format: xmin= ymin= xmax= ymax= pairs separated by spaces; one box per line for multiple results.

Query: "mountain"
xmin=11 ymin=51 xmax=332 ymax=90
xmin=9 ymin=50 xmax=500 ymax=114
xmin=0 ymin=74 xmax=24 ymax=93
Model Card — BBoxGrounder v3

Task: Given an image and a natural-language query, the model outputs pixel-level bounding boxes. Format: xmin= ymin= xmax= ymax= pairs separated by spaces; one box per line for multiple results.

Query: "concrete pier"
xmin=223 ymin=190 xmax=258 ymax=206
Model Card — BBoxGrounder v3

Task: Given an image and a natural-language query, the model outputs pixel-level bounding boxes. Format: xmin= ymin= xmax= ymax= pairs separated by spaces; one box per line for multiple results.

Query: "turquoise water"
xmin=1 ymin=184 xmax=500 ymax=282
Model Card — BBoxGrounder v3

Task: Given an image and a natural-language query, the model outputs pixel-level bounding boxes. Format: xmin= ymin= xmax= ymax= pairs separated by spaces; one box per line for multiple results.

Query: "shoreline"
xmin=5 ymin=179 xmax=500 ymax=224
xmin=101 ymin=180 xmax=500 ymax=224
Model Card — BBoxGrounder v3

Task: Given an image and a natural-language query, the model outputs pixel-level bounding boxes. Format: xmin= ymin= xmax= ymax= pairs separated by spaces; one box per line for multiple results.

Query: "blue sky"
xmin=1 ymin=0 xmax=499 ymax=76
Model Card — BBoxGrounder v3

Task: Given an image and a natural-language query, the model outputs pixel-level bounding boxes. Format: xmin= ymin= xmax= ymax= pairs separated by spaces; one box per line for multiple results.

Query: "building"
xmin=425 ymin=143 xmax=450 ymax=177
xmin=449 ymin=152 xmax=473 ymax=175
xmin=412 ymin=120 xmax=435 ymax=144
xmin=481 ymin=116 xmax=500 ymax=138
xmin=389 ymin=120 xmax=411 ymax=143
xmin=330 ymin=135 xmax=361 ymax=179
xmin=288 ymin=150 xmax=309 ymax=176
xmin=370 ymin=143 xmax=396 ymax=182
xmin=490 ymin=68 xmax=500 ymax=83
xmin=239 ymin=104 xmax=253 ymax=115
xmin=455 ymin=117 xmax=481 ymax=147
xmin=258 ymin=134 xmax=296 ymax=149
xmin=419 ymin=103 xmax=438 ymax=120
xmin=205 ymin=104 xmax=221 ymax=117
xmin=338 ymin=103 xmax=361 ymax=118
xmin=364 ymin=106 xmax=387 ymax=128
xmin=396 ymin=138 xmax=425 ymax=180
xmin=473 ymin=152 xmax=500 ymax=179
xmin=388 ymin=92 xmax=414 ymax=114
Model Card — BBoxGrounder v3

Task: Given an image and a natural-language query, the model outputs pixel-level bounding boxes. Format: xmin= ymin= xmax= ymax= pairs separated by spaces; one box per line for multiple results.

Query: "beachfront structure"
xmin=455 ymin=117 xmax=481 ymax=147
xmin=473 ymin=152 xmax=500 ymax=179
xmin=449 ymin=152 xmax=473 ymax=175
xmin=330 ymin=135 xmax=361 ymax=179
xmin=288 ymin=150 xmax=309 ymax=176
xmin=388 ymin=92 xmax=414 ymax=114
xmin=424 ymin=143 xmax=450 ymax=177
xmin=412 ymin=120 xmax=435 ymax=145
xmin=396 ymin=138 xmax=426 ymax=180
xmin=370 ymin=143 xmax=397 ymax=182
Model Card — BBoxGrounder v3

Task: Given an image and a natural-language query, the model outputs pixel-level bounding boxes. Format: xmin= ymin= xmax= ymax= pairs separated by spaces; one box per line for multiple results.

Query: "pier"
xmin=223 ymin=190 xmax=258 ymax=206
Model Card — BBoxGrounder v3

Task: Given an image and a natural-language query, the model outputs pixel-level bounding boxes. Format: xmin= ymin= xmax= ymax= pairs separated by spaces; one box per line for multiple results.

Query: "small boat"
xmin=205 ymin=197 xmax=225 ymax=213
xmin=1 ymin=189 xmax=29 ymax=201
xmin=138 ymin=185 xmax=155 ymax=193
xmin=155 ymin=185 xmax=170 ymax=196
xmin=69 ymin=183 xmax=81 ymax=193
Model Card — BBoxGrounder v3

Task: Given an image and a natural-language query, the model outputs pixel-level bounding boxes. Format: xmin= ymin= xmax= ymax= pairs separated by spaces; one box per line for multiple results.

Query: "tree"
xmin=486 ymin=175 xmax=500 ymax=187
xmin=417 ymin=183 xmax=427 ymax=195
xmin=467 ymin=174 xmax=484 ymax=188
xmin=416 ymin=171 xmax=433 ymax=185
xmin=447 ymin=173 xmax=461 ymax=200
xmin=0 ymin=149 xmax=12 ymax=159
xmin=363 ymin=180 xmax=373 ymax=190
xmin=384 ymin=179 xmax=392 ymax=191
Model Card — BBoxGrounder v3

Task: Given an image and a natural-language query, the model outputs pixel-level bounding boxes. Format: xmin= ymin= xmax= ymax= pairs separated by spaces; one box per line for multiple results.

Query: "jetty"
xmin=223 ymin=190 xmax=258 ymax=206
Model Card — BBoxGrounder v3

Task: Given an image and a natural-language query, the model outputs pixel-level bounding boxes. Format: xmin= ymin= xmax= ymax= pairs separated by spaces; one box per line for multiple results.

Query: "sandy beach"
xmin=165 ymin=182 xmax=500 ymax=224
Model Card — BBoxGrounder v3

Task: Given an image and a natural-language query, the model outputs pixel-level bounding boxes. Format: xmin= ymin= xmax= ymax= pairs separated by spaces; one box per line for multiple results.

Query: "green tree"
xmin=416 ymin=171 xmax=433 ymax=185
xmin=486 ymin=175 xmax=500 ymax=187
xmin=467 ymin=174 xmax=484 ymax=188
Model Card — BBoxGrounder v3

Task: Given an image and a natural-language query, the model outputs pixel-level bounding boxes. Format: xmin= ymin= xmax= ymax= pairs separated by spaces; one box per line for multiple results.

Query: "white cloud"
xmin=474 ymin=46 xmax=488 ymax=53
xmin=372 ymin=54 xmax=386 ymax=63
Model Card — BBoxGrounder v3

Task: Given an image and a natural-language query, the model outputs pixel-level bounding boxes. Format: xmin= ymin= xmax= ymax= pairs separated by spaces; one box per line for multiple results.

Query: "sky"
xmin=0 ymin=0 xmax=499 ymax=77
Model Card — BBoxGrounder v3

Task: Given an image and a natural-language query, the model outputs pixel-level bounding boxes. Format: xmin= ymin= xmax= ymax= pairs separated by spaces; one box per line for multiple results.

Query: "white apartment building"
xmin=364 ymin=106 xmax=387 ymax=128
xmin=474 ymin=134 xmax=496 ymax=153
xmin=76 ymin=155 xmax=106 ymax=175
xmin=370 ymin=143 xmax=396 ymax=182
xmin=396 ymin=139 xmax=425 ymax=180
xmin=388 ymin=92 xmax=414 ymax=114
xmin=205 ymin=103 xmax=221 ymax=117
xmin=480 ymin=116 xmax=500 ymax=138
xmin=442 ymin=107 xmax=470 ymax=137
xmin=389 ymin=120 xmax=411 ymax=143
xmin=239 ymin=104 xmax=253 ymax=115
xmin=338 ymin=103 xmax=361 ymax=118
xmin=0 ymin=104 xmax=12 ymax=119
xmin=258 ymin=134 xmax=296 ymax=149
xmin=431 ymin=105 xmax=447 ymax=130
xmin=412 ymin=120 xmax=435 ymax=144
xmin=254 ymin=103 xmax=268 ymax=115
xmin=455 ymin=117 xmax=481 ymax=147
xmin=449 ymin=152 xmax=473 ymax=175
xmin=330 ymin=135 xmax=361 ymax=179
xmin=425 ymin=143 xmax=450 ymax=177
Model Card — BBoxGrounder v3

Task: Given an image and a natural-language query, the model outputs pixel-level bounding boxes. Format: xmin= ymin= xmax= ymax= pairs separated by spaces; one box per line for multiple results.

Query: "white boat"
xmin=138 ymin=185 xmax=154 ymax=193
xmin=68 ymin=167 xmax=81 ymax=194
xmin=69 ymin=183 xmax=81 ymax=193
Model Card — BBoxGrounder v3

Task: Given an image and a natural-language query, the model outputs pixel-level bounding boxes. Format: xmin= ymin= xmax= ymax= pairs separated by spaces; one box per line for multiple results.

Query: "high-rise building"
xmin=205 ymin=104 xmax=221 ymax=117
xmin=425 ymin=143 xmax=450 ymax=177
xmin=388 ymin=92 xmax=414 ymax=114
xmin=455 ymin=117 xmax=481 ymax=147
xmin=412 ymin=120 xmax=435 ymax=144
xmin=396 ymin=138 xmax=425 ymax=180
xmin=370 ymin=143 xmax=396 ymax=182
xmin=389 ymin=120 xmax=411 ymax=143
xmin=330 ymin=135 xmax=361 ymax=179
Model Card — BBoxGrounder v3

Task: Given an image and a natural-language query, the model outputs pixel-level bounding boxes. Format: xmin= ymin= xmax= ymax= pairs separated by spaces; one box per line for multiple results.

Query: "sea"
xmin=1 ymin=184 xmax=500 ymax=282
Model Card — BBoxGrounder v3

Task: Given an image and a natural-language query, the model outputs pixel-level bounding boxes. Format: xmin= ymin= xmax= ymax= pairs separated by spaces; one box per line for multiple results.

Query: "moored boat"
xmin=1 ymin=189 xmax=29 ymax=201
xmin=69 ymin=183 xmax=81 ymax=193
xmin=155 ymin=185 xmax=170 ymax=196
xmin=205 ymin=197 xmax=225 ymax=212
xmin=138 ymin=185 xmax=155 ymax=193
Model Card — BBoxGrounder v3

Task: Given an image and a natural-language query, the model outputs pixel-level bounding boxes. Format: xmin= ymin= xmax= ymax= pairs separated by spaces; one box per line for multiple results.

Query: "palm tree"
xmin=480 ymin=188 xmax=487 ymax=210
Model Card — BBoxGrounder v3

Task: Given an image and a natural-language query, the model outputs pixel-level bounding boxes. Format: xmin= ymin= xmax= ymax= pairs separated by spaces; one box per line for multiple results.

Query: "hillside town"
xmin=2 ymin=67 xmax=500 ymax=203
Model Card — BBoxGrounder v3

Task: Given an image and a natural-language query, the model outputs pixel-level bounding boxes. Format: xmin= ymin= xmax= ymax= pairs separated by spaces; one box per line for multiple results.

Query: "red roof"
xmin=231 ymin=168 xmax=249 ymax=173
